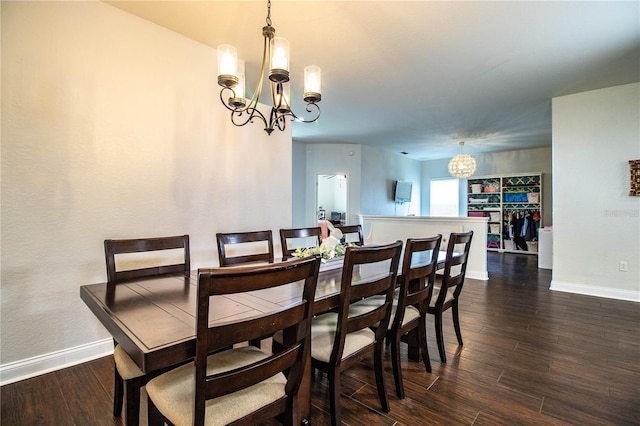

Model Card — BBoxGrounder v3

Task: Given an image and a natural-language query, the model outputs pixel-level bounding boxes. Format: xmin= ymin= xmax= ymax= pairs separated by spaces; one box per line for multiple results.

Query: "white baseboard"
xmin=0 ymin=338 xmax=114 ymax=386
xmin=467 ymin=269 xmax=489 ymax=281
xmin=550 ymin=280 xmax=640 ymax=302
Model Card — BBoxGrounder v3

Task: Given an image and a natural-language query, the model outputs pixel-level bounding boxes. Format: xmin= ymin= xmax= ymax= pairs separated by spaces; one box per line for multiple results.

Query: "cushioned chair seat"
xmin=310 ymin=312 xmax=376 ymax=363
xmin=146 ymin=346 xmax=286 ymax=426
xmin=429 ymin=286 xmax=455 ymax=307
xmin=113 ymin=345 xmax=145 ymax=380
xmin=350 ymin=292 xmax=420 ymax=330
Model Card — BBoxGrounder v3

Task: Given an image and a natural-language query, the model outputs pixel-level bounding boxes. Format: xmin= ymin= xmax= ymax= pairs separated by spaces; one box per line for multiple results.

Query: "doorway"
xmin=316 ymin=174 xmax=348 ymax=225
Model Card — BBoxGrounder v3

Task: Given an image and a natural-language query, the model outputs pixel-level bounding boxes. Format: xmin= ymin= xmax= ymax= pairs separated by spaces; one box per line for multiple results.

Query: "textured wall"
xmin=552 ymin=83 xmax=640 ymax=300
xmin=1 ymin=2 xmax=292 ymax=366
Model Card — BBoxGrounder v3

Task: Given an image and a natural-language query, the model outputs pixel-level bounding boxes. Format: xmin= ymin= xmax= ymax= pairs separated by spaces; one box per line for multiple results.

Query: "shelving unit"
xmin=467 ymin=173 xmax=542 ymax=254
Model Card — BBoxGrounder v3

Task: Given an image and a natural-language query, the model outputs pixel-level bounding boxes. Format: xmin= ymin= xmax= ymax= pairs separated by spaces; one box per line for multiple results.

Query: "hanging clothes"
xmin=530 ymin=210 xmax=540 ymax=241
xmin=512 ymin=212 xmax=528 ymax=251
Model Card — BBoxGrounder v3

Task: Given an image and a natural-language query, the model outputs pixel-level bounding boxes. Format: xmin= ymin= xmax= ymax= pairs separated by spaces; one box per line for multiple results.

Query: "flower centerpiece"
xmin=291 ymin=222 xmax=355 ymax=269
xmin=291 ymin=241 xmax=352 ymax=262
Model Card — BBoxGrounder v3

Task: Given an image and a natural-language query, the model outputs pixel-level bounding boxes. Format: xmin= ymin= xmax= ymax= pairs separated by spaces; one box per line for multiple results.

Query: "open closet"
xmin=467 ymin=173 xmax=542 ymax=254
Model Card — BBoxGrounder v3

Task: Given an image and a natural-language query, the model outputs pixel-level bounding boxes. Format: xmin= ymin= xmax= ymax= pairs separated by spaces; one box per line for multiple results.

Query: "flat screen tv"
xmin=394 ymin=180 xmax=412 ymax=203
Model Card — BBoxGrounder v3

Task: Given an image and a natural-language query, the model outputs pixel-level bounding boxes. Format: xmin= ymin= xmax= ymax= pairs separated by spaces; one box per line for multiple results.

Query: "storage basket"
xmin=489 ymin=224 xmax=500 ymax=234
xmin=504 ymin=192 xmax=528 ymax=202
xmin=471 ymin=184 xmax=483 ymax=194
xmin=489 ymin=212 xmax=501 ymax=222
xmin=527 ymin=192 xmax=540 ymax=203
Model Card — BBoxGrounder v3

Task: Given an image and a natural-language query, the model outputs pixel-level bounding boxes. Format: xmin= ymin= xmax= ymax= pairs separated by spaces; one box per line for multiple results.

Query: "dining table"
xmin=80 ymin=251 xmax=448 ymax=423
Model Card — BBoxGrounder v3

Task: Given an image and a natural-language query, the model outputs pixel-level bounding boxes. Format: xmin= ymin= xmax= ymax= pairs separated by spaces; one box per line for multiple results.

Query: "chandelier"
xmin=217 ymin=0 xmax=321 ymax=135
xmin=448 ymin=141 xmax=476 ymax=178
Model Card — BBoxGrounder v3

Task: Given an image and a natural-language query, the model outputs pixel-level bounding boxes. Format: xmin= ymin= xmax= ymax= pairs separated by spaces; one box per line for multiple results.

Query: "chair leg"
xmin=390 ymin=333 xmax=405 ymax=399
xmin=452 ymin=301 xmax=463 ymax=346
xmin=147 ymin=395 xmax=165 ymax=426
xmin=406 ymin=328 xmax=421 ymax=362
xmin=113 ymin=364 xmax=124 ymax=417
xmin=418 ymin=318 xmax=432 ymax=373
xmin=434 ymin=311 xmax=447 ymax=363
xmin=124 ymin=376 xmax=142 ymax=426
xmin=328 ymin=367 xmax=342 ymax=426
xmin=373 ymin=341 xmax=390 ymax=412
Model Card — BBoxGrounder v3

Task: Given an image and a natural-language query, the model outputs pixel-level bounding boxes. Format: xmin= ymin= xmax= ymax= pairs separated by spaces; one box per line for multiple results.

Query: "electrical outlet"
xmin=619 ymin=261 xmax=628 ymax=272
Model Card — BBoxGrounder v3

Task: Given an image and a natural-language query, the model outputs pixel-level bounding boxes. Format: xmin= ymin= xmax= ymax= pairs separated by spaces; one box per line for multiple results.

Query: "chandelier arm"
xmin=229 ymin=106 xmax=270 ymax=131
xmin=219 ymin=87 xmax=250 ymax=112
xmin=243 ymin=26 xmax=272 ymax=110
xmin=271 ymin=81 xmax=280 ymax=111
xmin=269 ymin=108 xmax=288 ymax=132
xmin=219 ymin=88 xmax=236 ymax=112
xmin=287 ymin=102 xmax=321 ymax=124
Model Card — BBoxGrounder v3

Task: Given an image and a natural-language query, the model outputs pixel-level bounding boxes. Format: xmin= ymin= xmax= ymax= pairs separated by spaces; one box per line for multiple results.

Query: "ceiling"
xmin=105 ymin=1 xmax=640 ymax=161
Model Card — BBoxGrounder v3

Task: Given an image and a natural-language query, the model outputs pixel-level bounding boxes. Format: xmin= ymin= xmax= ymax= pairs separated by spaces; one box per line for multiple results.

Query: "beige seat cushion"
xmin=113 ymin=344 xmax=145 ymax=380
xmin=430 ymin=286 xmax=456 ymax=307
xmin=349 ymin=292 xmax=420 ymax=330
xmin=146 ymin=346 xmax=286 ymax=426
xmin=310 ymin=312 xmax=376 ymax=363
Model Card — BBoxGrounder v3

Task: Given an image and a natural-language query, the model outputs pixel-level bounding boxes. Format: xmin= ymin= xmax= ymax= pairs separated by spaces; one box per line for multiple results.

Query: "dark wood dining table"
xmin=80 ymin=251 xmax=447 ymax=422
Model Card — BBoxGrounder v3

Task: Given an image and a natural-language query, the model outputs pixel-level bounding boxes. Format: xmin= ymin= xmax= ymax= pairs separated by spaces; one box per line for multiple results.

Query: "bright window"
xmin=430 ymin=179 xmax=459 ymax=217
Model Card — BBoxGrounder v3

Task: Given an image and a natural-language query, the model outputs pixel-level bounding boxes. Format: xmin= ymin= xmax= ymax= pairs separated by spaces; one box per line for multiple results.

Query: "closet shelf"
xmin=467 ymin=173 xmax=542 ymax=254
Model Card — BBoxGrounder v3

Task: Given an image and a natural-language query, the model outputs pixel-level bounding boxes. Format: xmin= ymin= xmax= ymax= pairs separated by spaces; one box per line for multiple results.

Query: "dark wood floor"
xmin=2 ymin=252 xmax=639 ymax=425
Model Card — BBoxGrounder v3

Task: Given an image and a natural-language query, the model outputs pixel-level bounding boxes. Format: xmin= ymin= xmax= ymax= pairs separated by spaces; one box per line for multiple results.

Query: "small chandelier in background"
xmin=217 ymin=0 xmax=321 ymax=135
xmin=448 ymin=141 xmax=476 ymax=178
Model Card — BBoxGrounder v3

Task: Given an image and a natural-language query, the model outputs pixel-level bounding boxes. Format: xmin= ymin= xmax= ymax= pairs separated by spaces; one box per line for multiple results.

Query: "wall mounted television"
xmin=394 ymin=180 xmax=412 ymax=203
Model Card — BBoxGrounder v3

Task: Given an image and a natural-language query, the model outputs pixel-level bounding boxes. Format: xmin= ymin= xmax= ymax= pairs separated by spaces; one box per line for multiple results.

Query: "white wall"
xmin=360 ymin=145 xmax=421 ymax=217
xmin=551 ymin=83 xmax=640 ymax=301
xmin=1 ymin=1 xmax=292 ymax=382
xmin=292 ymin=141 xmax=307 ymax=227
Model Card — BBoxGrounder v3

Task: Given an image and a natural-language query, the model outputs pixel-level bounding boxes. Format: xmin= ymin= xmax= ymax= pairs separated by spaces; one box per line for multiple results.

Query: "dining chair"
xmin=310 ymin=240 xmax=402 ymax=426
xmin=279 ymin=227 xmax=322 ymax=259
xmin=351 ymin=235 xmax=442 ymax=398
xmin=335 ymin=224 xmax=364 ymax=245
xmin=216 ymin=230 xmax=276 ymax=348
xmin=145 ymin=256 xmax=321 ymax=426
xmin=387 ymin=235 xmax=441 ymax=397
xmin=104 ymin=234 xmax=190 ymax=426
xmin=427 ymin=230 xmax=473 ymax=363
xmin=216 ymin=230 xmax=274 ymax=266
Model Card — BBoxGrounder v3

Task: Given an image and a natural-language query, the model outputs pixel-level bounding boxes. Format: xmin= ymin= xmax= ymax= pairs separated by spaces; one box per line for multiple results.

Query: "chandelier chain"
xmin=266 ymin=0 xmax=272 ymax=27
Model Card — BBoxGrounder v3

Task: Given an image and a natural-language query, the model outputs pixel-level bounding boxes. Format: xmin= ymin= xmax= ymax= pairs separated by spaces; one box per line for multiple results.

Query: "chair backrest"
xmin=392 ymin=235 xmax=442 ymax=329
xmin=434 ymin=231 xmax=473 ymax=306
xmin=331 ymin=240 xmax=403 ymax=363
xmin=104 ymin=235 xmax=190 ymax=283
xmin=336 ymin=224 xmax=364 ymax=245
xmin=279 ymin=227 xmax=322 ymax=259
xmin=216 ymin=230 xmax=274 ymax=266
xmin=195 ymin=256 xmax=321 ymax=425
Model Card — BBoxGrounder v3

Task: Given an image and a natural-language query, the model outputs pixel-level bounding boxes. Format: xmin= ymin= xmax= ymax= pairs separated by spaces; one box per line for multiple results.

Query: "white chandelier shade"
xmin=448 ymin=142 xmax=476 ymax=178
